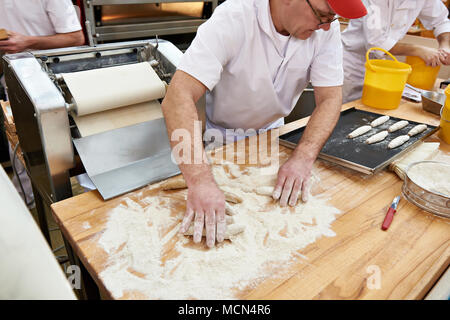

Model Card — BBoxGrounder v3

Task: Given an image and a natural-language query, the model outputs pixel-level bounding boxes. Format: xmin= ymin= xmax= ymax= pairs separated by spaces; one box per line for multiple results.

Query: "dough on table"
xmin=255 ymin=186 xmax=274 ymax=196
xmin=229 ymin=166 xmax=242 ymax=178
xmin=225 ymin=203 xmax=239 ymax=216
xmin=224 ymin=190 xmax=243 ymax=204
xmin=161 ymin=177 xmax=187 ymax=190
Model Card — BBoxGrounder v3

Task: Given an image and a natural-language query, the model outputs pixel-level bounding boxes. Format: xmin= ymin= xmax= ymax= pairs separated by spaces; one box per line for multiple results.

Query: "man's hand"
xmin=273 ymin=153 xmax=314 ymax=207
xmin=438 ymin=48 xmax=450 ymax=65
xmin=0 ymin=31 xmax=31 ymax=54
xmin=416 ymin=47 xmax=442 ymax=67
xmin=179 ymin=180 xmax=226 ymax=248
xmin=271 ymin=85 xmax=342 ymax=207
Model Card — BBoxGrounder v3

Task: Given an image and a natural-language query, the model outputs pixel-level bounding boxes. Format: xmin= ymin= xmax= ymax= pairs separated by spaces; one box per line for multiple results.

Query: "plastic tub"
xmin=406 ymin=56 xmax=440 ymax=91
xmin=362 ymin=48 xmax=412 ymax=110
xmin=440 ymin=87 xmax=450 ymax=144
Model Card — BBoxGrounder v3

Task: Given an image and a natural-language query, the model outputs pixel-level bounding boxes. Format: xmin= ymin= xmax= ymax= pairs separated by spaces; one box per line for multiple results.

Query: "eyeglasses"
xmin=305 ymin=0 xmax=338 ymax=27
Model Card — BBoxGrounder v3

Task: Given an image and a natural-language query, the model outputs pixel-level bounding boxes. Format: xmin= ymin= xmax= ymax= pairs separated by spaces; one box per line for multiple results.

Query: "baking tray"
xmin=279 ymin=108 xmax=438 ymax=174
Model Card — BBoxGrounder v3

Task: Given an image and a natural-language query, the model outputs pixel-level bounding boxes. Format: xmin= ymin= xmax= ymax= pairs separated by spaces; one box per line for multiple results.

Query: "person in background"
xmin=0 ymin=0 xmax=84 ymax=206
xmin=342 ymin=0 xmax=450 ymax=103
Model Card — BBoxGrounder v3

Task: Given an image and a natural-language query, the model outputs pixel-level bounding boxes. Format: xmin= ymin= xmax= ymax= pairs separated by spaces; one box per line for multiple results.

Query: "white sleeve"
xmin=177 ymin=4 xmax=243 ymax=91
xmin=362 ymin=0 xmax=396 ymax=59
xmin=310 ymin=22 xmax=343 ymax=87
xmin=44 ymin=0 xmax=82 ymax=34
xmin=418 ymin=0 xmax=450 ymax=37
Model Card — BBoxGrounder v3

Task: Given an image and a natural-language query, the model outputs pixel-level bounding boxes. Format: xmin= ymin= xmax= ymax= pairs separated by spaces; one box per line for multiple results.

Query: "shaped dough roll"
xmin=370 ymin=115 xmax=390 ymax=127
xmin=365 ymin=130 xmax=389 ymax=144
xmin=348 ymin=125 xmax=372 ymax=138
xmin=407 ymin=124 xmax=427 ymax=137
xmin=388 ymin=135 xmax=410 ymax=149
xmin=255 ymin=186 xmax=274 ymax=196
xmin=161 ymin=177 xmax=187 ymax=190
xmin=224 ymin=190 xmax=243 ymax=204
xmin=388 ymin=120 xmax=409 ymax=133
xmin=225 ymin=203 xmax=239 ymax=216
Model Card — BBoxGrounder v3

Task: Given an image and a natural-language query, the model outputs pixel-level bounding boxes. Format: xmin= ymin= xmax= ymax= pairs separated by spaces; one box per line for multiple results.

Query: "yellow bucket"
xmin=406 ymin=56 xmax=440 ymax=91
xmin=362 ymin=47 xmax=412 ymax=110
xmin=440 ymin=86 xmax=450 ymax=144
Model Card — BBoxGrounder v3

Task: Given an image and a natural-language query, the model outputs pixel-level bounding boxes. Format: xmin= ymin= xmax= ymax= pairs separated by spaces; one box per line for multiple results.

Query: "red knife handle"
xmin=382 ymin=207 xmax=396 ymax=230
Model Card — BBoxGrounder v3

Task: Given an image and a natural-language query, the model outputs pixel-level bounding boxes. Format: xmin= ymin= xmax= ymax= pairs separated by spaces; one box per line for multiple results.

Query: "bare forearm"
xmin=293 ymin=87 xmax=342 ymax=161
xmin=26 ymin=31 xmax=84 ymax=50
xmin=389 ymin=42 xmax=421 ymax=56
xmin=437 ymin=32 xmax=450 ymax=50
xmin=161 ymin=71 xmax=213 ymax=187
xmin=390 ymin=42 xmax=444 ymax=66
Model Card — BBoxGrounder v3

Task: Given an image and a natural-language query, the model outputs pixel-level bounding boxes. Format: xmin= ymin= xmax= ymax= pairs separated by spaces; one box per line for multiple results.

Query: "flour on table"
xmin=82 ymin=221 xmax=91 ymax=230
xmin=98 ymin=162 xmax=341 ymax=299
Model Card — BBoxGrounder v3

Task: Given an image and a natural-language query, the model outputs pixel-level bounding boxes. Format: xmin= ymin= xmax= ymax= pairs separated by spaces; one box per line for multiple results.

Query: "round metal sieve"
xmin=402 ymin=161 xmax=450 ymax=218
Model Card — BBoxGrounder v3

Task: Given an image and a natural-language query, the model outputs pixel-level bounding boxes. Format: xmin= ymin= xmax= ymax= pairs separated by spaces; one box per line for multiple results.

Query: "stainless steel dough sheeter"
xmin=2 ymin=39 xmax=182 ymax=202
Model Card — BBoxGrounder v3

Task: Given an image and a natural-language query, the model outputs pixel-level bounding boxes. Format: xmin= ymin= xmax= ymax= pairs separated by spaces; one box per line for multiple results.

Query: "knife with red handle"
xmin=382 ymin=196 xmax=400 ymax=231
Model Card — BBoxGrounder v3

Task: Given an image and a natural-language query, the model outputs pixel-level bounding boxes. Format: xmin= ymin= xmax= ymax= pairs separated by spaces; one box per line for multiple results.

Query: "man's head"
xmin=273 ymin=0 xmax=367 ymax=39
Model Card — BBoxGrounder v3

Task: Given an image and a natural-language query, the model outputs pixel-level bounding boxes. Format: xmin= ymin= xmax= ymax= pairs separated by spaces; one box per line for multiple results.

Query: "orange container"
xmin=406 ymin=56 xmax=441 ymax=91
xmin=440 ymin=86 xmax=450 ymax=144
xmin=362 ymin=48 xmax=412 ymax=110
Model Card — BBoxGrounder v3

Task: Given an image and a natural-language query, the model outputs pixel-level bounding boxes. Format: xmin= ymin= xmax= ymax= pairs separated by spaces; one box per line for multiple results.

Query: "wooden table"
xmin=51 ymin=98 xmax=450 ymax=300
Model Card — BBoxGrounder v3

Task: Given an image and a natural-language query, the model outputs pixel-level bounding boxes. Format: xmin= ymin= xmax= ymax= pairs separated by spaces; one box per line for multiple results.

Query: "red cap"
xmin=327 ymin=0 xmax=367 ymax=19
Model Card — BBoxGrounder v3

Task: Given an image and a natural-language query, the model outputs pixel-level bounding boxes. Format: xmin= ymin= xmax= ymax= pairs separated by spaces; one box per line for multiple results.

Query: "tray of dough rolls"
xmin=279 ymin=107 xmax=438 ymax=174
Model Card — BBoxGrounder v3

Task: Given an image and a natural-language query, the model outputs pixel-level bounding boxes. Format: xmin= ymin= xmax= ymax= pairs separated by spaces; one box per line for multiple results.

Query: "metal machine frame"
xmin=83 ymin=0 xmax=218 ymax=45
xmin=2 ymin=39 xmax=181 ymax=206
xmin=3 ymin=39 xmax=182 ymax=299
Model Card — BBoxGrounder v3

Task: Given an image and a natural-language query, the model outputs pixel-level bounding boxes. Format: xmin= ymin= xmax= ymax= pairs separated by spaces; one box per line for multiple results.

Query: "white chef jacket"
xmin=178 ymin=0 xmax=343 ymax=136
xmin=0 ymin=0 xmax=81 ymax=203
xmin=341 ymin=0 xmax=450 ymax=103
xmin=0 ymin=0 xmax=81 ymax=37
xmin=0 ymin=0 xmax=81 ymax=88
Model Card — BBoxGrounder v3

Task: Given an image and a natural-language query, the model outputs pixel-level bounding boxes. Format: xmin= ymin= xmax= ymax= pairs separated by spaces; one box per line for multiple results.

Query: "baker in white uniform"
xmin=342 ymin=0 xmax=450 ymax=103
xmin=162 ymin=0 xmax=367 ymax=247
xmin=0 ymin=0 xmax=84 ymax=206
